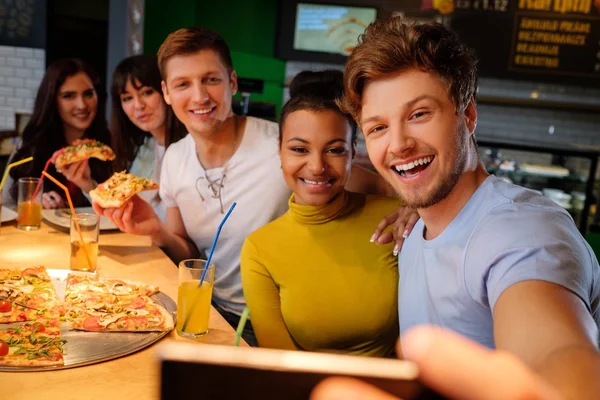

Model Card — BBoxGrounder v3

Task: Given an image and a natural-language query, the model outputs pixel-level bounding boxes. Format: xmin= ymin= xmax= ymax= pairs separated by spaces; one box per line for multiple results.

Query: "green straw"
xmin=234 ymin=307 xmax=250 ymax=347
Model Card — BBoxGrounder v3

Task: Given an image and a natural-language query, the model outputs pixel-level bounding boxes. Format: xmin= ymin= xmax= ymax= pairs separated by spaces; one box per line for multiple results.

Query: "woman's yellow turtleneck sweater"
xmin=240 ymin=190 xmax=399 ymax=357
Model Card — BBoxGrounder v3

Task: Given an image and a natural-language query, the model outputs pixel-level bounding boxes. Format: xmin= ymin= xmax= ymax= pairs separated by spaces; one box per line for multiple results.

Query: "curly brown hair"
xmin=341 ymin=17 xmax=478 ymax=123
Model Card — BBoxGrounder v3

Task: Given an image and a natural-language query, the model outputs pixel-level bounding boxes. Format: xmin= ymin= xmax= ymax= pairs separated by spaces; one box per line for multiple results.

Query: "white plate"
xmin=1 ymin=206 xmax=18 ymax=223
xmin=42 ymin=207 xmax=118 ymax=231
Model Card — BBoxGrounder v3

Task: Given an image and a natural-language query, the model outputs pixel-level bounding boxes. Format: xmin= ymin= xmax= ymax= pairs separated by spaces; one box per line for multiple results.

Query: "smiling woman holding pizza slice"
xmin=2 ymin=58 xmax=113 ymax=209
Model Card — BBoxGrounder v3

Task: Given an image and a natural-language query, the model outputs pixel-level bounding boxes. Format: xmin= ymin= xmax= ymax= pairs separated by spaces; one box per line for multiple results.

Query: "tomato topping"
xmin=48 ymin=319 xmax=60 ymax=327
xmin=0 ymin=341 xmax=8 ymax=357
xmin=129 ymin=297 xmax=146 ymax=309
xmin=82 ymin=316 xmax=103 ymax=331
xmin=21 ymin=268 xmax=39 ymax=276
xmin=0 ymin=300 xmax=11 ymax=313
xmin=128 ymin=316 xmax=147 ymax=329
xmin=17 ymin=313 xmax=27 ymax=321
xmin=31 ymin=322 xmax=45 ymax=333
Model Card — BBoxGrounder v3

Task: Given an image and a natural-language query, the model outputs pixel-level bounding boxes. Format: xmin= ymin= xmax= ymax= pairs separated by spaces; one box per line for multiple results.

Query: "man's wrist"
xmin=150 ymin=224 xmax=166 ymax=247
xmin=79 ymin=179 xmax=96 ymax=194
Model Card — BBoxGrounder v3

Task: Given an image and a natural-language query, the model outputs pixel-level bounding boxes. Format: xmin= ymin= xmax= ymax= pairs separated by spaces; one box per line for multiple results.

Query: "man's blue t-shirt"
xmin=398 ymin=175 xmax=600 ymax=348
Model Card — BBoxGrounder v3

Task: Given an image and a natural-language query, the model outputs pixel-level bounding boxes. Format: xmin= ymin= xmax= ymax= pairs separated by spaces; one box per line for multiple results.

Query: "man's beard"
xmin=397 ymin=121 xmax=469 ymax=209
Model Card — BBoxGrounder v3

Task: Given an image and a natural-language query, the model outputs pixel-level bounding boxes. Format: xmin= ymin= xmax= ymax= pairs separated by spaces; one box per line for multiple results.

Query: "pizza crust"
xmin=89 ymin=189 xmax=125 ymax=209
xmin=0 ymin=356 xmax=63 ymax=367
xmin=89 ymin=171 xmax=159 ymax=209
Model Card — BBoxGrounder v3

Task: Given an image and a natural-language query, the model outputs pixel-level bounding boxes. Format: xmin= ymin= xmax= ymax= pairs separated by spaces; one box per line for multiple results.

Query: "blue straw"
xmin=198 ymin=202 xmax=237 ymax=286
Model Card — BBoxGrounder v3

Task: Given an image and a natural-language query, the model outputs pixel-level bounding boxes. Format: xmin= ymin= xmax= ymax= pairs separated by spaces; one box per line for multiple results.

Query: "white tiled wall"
xmin=0 ymin=46 xmax=45 ymax=130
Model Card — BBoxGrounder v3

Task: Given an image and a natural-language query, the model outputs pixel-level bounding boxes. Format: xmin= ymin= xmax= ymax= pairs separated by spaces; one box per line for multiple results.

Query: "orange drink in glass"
xmin=70 ymin=213 xmax=100 ymax=272
xmin=177 ymin=259 xmax=215 ymax=338
xmin=17 ymin=178 xmax=42 ymax=230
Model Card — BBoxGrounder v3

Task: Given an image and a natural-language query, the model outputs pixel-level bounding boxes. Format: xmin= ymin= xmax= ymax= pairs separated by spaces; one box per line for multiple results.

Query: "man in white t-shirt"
xmin=94 ymin=27 xmax=291 ymax=345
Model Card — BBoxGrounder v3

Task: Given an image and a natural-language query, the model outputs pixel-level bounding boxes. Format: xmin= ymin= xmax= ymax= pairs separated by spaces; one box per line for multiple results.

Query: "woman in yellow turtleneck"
xmin=240 ymin=70 xmax=399 ymax=357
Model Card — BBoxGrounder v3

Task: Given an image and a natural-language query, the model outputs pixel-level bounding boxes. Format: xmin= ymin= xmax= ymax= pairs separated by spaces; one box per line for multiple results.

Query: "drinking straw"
xmin=181 ymin=202 xmax=237 ymax=333
xmin=0 ymin=156 xmax=33 ymax=192
xmin=33 ymin=152 xmax=62 ymax=199
xmin=199 ymin=202 xmax=237 ymax=287
xmin=234 ymin=307 xmax=250 ymax=347
xmin=42 ymin=171 xmax=93 ymax=271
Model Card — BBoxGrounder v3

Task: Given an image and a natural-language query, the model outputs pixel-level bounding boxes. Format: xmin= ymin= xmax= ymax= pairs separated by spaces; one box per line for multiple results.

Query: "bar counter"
xmin=0 ymin=219 xmax=244 ymax=400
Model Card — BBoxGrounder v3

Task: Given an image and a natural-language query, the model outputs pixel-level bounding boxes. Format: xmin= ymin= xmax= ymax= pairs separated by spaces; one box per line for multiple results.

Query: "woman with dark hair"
xmin=110 ymin=54 xmax=186 ymax=220
xmin=2 ymin=58 xmax=112 ymax=208
xmin=240 ymin=70 xmax=400 ymax=356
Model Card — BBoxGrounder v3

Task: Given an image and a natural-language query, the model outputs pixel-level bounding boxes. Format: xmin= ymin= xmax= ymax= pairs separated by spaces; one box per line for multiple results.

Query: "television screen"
xmin=291 ymin=3 xmax=377 ymax=57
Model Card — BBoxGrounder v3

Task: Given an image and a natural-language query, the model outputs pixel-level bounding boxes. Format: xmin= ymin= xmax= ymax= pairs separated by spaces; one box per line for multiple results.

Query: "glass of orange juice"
xmin=70 ymin=213 xmax=100 ymax=273
xmin=177 ymin=259 xmax=215 ymax=338
xmin=17 ymin=177 xmax=42 ymax=230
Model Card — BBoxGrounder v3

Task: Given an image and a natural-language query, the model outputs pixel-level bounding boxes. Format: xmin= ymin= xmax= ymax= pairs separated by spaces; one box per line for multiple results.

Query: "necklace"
xmin=195 ymin=117 xmax=239 ymax=213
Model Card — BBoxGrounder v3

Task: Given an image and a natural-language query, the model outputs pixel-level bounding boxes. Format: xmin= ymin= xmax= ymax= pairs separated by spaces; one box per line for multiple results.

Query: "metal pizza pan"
xmin=0 ymin=269 xmax=176 ymax=372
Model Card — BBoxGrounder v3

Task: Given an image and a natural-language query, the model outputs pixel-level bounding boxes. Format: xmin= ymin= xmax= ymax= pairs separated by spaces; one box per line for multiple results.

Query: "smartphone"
xmin=157 ymin=340 xmax=447 ymax=400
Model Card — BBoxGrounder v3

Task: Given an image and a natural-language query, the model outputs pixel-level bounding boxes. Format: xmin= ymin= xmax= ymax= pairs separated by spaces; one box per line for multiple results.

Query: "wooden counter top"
xmin=0 ymin=221 xmax=245 ymax=400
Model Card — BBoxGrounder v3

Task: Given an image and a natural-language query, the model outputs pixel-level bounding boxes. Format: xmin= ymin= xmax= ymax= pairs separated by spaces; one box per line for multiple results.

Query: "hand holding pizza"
xmin=56 ymin=159 xmax=95 ymax=193
xmin=93 ymin=194 xmax=161 ymax=237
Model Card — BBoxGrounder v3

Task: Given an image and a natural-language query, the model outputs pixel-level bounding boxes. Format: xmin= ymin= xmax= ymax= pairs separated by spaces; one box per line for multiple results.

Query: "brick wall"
xmin=0 ymin=46 xmax=45 ymax=130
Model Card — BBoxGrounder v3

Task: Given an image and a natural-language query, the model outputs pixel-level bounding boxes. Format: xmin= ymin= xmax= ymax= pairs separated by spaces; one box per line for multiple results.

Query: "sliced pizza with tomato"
xmin=52 ymin=139 xmax=116 ymax=167
xmin=0 ymin=267 xmax=173 ymax=368
xmin=0 ymin=267 xmax=60 ymax=324
xmin=65 ymin=274 xmax=159 ymax=298
xmin=63 ymin=274 xmax=172 ymax=332
xmin=0 ymin=320 xmax=65 ymax=367
xmin=89 ymin=171 xmax=159 ymax=209
xmin=63 ymin=295 xmax=173 ymax=332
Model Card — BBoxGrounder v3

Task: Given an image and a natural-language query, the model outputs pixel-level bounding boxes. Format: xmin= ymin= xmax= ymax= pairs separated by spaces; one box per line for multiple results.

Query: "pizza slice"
xmin=64 ymin=274 xmax=159 ymax=299
xmin=0 ymin=320 xmax=66 ymax=367
xmin=62 ymin=274 xmax=172 ymax=332
xmin=89 ymin=171 xmax=159 ymax=209
xmin=0 ymin=267 xmax=60 ymax=324
xmin=63 ymin=295 xmax=174 ymax=332
xmin=53 ymin=139 xmax=116 ymax=167
xmin=0 ymin=266 xmax=52 ymax=284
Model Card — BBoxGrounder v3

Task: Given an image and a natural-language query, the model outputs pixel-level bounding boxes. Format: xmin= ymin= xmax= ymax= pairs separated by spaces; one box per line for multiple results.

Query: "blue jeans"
xmin=212 ymin=301 xmax=258 ymax=347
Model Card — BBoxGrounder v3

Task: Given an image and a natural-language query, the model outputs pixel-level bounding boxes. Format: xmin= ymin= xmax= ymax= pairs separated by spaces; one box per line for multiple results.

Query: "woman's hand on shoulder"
xmin=92 ymin=194 xmax=161 ymax=237
xmin=371 ymin=204 xmax=419 ymax=256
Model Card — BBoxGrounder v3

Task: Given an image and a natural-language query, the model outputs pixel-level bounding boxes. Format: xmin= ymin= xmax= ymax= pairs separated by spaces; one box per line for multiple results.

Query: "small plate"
xmin=42 ymin=207 xmax=118 ymax=231
xmin=1 ymin=206 xmax=18 ymax=223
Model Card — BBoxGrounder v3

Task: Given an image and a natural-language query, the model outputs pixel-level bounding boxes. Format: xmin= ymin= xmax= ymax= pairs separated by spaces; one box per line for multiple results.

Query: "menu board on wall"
xmin=0 ymin=0 xmax=46 ymax=49
xmin=509 ymin=2 xmax=600 ymax=79
xmin=396 ymin=0 xmax=600 ymax=86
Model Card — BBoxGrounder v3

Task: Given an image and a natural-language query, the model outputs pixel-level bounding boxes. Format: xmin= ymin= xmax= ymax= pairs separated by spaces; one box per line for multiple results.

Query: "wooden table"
xmin=0 ymin=220 xmax=244 ymax=400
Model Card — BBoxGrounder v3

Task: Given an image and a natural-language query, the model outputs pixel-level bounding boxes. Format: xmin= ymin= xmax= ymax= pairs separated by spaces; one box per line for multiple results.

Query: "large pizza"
xmin=0 ymin=267 xmax=173 ymax=367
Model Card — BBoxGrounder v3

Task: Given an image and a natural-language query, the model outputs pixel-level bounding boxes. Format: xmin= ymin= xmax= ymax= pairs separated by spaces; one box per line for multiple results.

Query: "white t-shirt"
xmin=130 ymin=136 xmax=167 ymax=222
xmin=160 ymin=117 xmax=291 ymax=315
